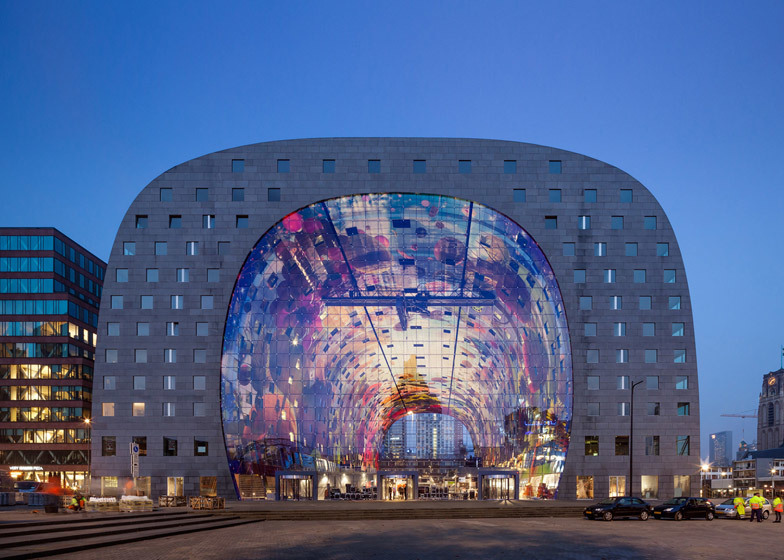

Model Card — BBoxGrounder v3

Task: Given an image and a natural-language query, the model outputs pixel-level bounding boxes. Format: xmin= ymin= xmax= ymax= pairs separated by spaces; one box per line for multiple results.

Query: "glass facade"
xmin=221 ymin=193 xmax=572 ymax=498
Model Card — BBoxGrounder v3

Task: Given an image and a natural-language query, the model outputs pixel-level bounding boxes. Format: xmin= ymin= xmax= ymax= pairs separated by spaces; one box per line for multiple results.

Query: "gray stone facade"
xmin=91 ymin=138 xmax=699 ymax=500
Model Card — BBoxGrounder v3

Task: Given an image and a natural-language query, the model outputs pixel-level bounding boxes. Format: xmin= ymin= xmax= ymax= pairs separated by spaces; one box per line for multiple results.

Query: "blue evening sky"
xmin=2 ymin=1 xmax=783 ymax=460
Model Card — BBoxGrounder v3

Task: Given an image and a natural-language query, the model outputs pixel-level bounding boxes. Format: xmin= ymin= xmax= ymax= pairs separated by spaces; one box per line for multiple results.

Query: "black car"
xmin=652 ymin=496 xmax=716 ymax=521
xmin=583 ymin=496 xmax=653 ymax=521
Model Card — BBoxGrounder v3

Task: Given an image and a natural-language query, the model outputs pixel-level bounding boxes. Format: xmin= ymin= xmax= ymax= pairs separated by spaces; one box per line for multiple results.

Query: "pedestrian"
xmin=774 ymin=493 xmax=783 ymax=523
xmin=733 ymin=495 xmax=746 ymax=520
xmin=749 ymin=492 xmax=764 ymax=522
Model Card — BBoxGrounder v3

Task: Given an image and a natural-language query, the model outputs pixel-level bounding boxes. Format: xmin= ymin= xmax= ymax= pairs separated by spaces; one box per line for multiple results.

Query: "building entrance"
xmin=377 ymin=471 xmax=417 ymax=500
xmin=275 ymin=472 xmax=317 ymax=501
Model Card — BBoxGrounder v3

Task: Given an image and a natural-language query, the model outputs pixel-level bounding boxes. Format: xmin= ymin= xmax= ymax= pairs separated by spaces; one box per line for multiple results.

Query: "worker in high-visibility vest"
xmin=773 ymin=493 xmax=783 ymax=523
xmin=734 ymin=495 xmax=746 ymax=519
xmin=749 ymin=493 xmax=764 ymax=522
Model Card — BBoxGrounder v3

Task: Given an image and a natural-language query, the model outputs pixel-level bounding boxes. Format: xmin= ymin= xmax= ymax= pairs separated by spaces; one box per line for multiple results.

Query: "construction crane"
xmin=721 ymin=411 xmax=757 ymax=443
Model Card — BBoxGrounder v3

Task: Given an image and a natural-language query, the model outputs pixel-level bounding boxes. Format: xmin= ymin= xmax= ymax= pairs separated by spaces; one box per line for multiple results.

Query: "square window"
xmin=141 ymin=295 xmax=153 ymax=309
xmin=585 ymin=435 xmax=599 ymax=456
xmin=207 ymin=269 xmax=220 ymax=282
xmin=322 ymin=159 xmax=335 ymax=173
xmin=617 ymin=375 xmax=629 ymax=390
xmin=664 ymin=269 xmax=676 ymax=283
xmin=562 ymin=242 xmax=575 ymax=256
xmin=135 ymin=215 xmax=148 ymax=229
xmin=196 ymin=322 xmax=209 ymax=336
xmin=613 ymin=322 xmax=626 ymax=336
xmin=647 ymin=402 xmax=660 ymax=415
xmin=231 ymin=159 xmax=244 ymax=173
xmin=194 ymin=439 xmax=209 ymax=456
xmin=136 ymin=322 xmax=149 ymax=336
xmin=574 ymin=269 xmax=586 ymax=283
xmin=413 ymin=160 xmax=426 ymax=173
xmin=548 ymin=160 xmax=562 ymax=174
xmin=166 ymin=322 xmax=179 ymax=336
xmin=268 ymin=188 xmax=281 ymax=202
xmin=194 ymin=349 xmax=207 ymax=363
xmin=604 ymin=269 xmax=616 ymax=283
xmin=146 ymin=269 xmax=158 ymax=282
xmin=232 ymin=188 xmax=245 ymax=201
xmin=584 ymin=189 xmax=597 ymax=203
xmin=586 ymin=349 xmax=599 ymax=363
xmin=669 ymin=296 xmax=681 ymax=310
xmin=625 ymin=243 xmax=638 ymax=256
xmin=186 ymin=241 xmax=198 ymax=255
xmin=678 ymin=402 xmax=690 ymax=416
xmin=368 ymin=159 xmax=381 ymax=173
xmin=549 ymin=189 xmax=561 ymax=203
xmin=194 ymin=375 xmax=206 ymax=390
xmin=545 ymin=216 xmax=557 ymax=229
xmin=202 ymin=215 xmax=215 ymax=229
xmin=611 ymin=216 xmax=624 ymax=230
xmin=587 ymin=376 xmax=600 ymax=390
xmin=503 ymin=160 xmax=517 ymax=174
xmin=135 ymin=349 xmax=147 ymax=363
xmin=236 ymin=215 xmax=249 ymax=228
xmin=159 ymin=188 xmax=172 ymax=202
xmin=102 ymin=436 xmax=116 ymax=456
xmin=618 ymin=402 xmax=630 ymax=416
xmin=107 ymin=322 xmax=120 ymax=336
xmin=646 ymin=436 xmax=660 ymax=456
xmin=196 ymin=188 xmax=209 ymax=202
xmin=675 ymin=376 xmax=689 ymax=390
xmin=133 ymin=376 xmax=146 ymax=390
xmin=610 ymin=296 xmax=622 ymax=310
xmin=616 ymin=349 xmax=629 ymax=363
xmin=123 ymin=242 xmax=136 ymax=256
xmin=162 ymin=402 xmax=175 ymax=417
xmin=102 ymin=402 xmax=115 ymax=416
xmin=634 ymin=269 xmax=646 ymax=283
xmin=645 ymin=349 xmax=657 ymax=363
xmin=646 ymin=376 xmax=659 ymax=390
xmin=587 ymin=403 xmax=600 ymax=416
xmin=169 ymin=215 xmax=182 ymax=229
xmin=163 ymin=437 xmax=178 ymax=456
xmin=132 ymin=402 xmax=145 ymax=417
xmin=155 ymin=241 xmax=167 ymax=256
xmin=644 ymin=216 xmax=657 ymax=230
xmin=163 ymin=375 xmax=176 ymax=389
xmin=171 ymin=295 xmax=184 ymax=309
xmin=674 ymin=349 xmax=687 ymax=363
xmin=458 ymin=160 xmax=471 ymax=174
xmin=677 ymin=435 xmax=690 ymax=456
xmin=176 ymin=268 xmax=189 ymax=282
xmin=513 ymin=189 xmax=526 ymax=203
xmin=584 ymin=323 xmax=597 ymax=337
xmin=218 ymin=241 xmax=230 ymax=255
xmin=657 ymin=243 xmax=669 ymax=257
xmin=640 ymin=296 xmax=652 ymax=310
xmin=164 ymin=349 xmax=176 ymax=364
xmin=105 ymin=349 xmax=118 ymax=363
xmin=578 ymin=216 xmax=590 ymax=230
xmin=277 ymin=159 xmax=290 ymax=173
xmin=615 ymin=436 xmax=629 ymax=456
xmin=620 ymin=189 xmax=633 ymax=203
xmin=201 ymin=295 xmax=214 ymax=310
xmin=116 ymin=268 xmax=128 ymax=282
xmin=193 ymin=402 xmax=206 ymax=417
xmin=642 ymin=323 xmax=655 ymax=337
xmin=111 ymin=295 xmax=123 ymax=309
xmin=672 ymin=322 xmax=684 ymax=336
xmin=579 ymin=296 xmax=592 ymax=310
xmin=594 ymin=242 xmax=606 ymax=257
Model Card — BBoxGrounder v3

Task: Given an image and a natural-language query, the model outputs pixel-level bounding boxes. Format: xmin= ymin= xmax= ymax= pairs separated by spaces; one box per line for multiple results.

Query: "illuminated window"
xmin=585 ymin=436 xmax=599 ymax=456
xmin=102 ymin=402 xmax=115 ymax=416
xmin=132 ymin=402 xmax=145 ymax=417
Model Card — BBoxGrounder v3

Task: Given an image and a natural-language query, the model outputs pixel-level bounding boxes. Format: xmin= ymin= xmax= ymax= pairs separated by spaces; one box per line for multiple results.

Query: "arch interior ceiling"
xmin=221 ymin=193 xmax=572 ymax=483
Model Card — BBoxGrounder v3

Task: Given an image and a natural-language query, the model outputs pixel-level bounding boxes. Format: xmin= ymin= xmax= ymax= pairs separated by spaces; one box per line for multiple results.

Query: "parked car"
xmin=715 ymin=497 xmax=771 ymax=519
xmin=652 ymin=497 xmax=715 ymax=520
xmin=583 ymin=496 xmax=653 ymax=521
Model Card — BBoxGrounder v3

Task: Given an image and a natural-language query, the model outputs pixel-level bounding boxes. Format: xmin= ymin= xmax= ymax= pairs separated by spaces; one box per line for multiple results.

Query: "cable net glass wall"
xmin=221 ymin=193 xmax=572 ymax=497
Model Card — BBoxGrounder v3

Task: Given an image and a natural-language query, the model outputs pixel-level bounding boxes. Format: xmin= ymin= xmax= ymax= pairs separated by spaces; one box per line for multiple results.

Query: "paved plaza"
xmin=51 ymin=516 xmax=784 ymax=560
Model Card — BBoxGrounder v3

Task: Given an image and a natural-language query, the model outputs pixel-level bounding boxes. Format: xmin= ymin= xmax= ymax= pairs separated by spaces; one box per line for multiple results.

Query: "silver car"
xmin=715 ymin=497 xmax=771 ymax=519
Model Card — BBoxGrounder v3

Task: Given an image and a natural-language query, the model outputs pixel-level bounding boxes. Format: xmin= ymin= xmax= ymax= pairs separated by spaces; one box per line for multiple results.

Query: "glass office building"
xmin=92 ymin=138 xmax=699 ymax=500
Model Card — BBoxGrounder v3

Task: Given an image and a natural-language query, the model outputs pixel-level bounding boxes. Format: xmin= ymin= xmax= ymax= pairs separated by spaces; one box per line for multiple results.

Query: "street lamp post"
xmin=772 ymin=468 xmax=776 ymax=499
xmin=628 ymin=380 xmax=644 ymax=496
xmin=83 ymin=418 xmax=91 ymax=495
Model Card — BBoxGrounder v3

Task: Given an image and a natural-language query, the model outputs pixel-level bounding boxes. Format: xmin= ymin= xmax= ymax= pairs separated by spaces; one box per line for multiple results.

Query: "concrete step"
xmin=224 ymin=506 xmax=586 ymax=521
xmin=0 ymin=509 xmax=191 ymax=529
xmin=0 ymin=517 xmax=260 ymax=560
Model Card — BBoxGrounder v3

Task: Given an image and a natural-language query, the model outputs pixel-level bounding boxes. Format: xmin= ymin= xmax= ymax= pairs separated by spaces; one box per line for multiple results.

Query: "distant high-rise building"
xmin=709 ymin=431 xmax=732 ymax=466
xmin=757 ymin=368 xmax=784 ymax=450
xmin=382 ymin=413 xmax=472 ymax=459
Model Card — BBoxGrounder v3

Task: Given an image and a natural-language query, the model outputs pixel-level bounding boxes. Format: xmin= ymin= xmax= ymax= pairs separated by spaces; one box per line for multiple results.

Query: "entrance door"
xmin=280 ymin=477 xmax=313 ymax=500
xmin=380 ymin=475 xmax=415 ymax=500
xmin=482 ymin=476 xmax=515 ymax=500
